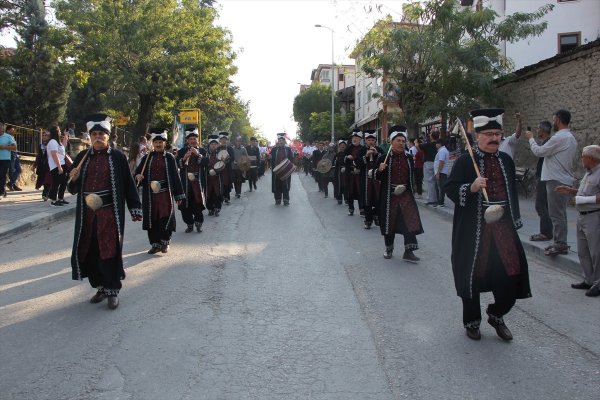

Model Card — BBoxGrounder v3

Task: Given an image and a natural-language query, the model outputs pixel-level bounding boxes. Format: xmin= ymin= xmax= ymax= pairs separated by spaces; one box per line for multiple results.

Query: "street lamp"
xmin=315 ymin=24 xmax=335 ymax=143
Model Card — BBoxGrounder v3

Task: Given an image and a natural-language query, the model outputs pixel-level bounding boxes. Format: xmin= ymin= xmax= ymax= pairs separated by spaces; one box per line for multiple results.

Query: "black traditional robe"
xmin=333 ymin=151 xmax=347 ymax=200
xmin=344 ymin=143 xmax=366 ymax=207
xmin=362 ymin=145 xmax=384 ymax=207
xmin=270 ymin=145 xmax=294 ymax=193
xmin=176 ymin=144 xmax=208 ymax=209
xmin=374 ymin=150 xmax=423 ymax=238
xmin=135 ymin=151 xmax=185 ymax=232
xmin=68 ymin=147 xmax=142 ymax=281
xmin=445 ymin=148 xmax=531 ymax=300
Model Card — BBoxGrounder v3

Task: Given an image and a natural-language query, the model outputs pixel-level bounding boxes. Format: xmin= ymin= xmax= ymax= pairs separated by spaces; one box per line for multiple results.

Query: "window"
xmin=320 ymin=69 xmax=331 ymax=83
xmin=366 ymin=83 xmax=373 ymax=103
xmin=357 ymin=91 xmax=362 ymax=109
xmin=558 ymin=32 xmax=580 ymax=53
xmin=338 ymin=73 xmax=344 ymax=82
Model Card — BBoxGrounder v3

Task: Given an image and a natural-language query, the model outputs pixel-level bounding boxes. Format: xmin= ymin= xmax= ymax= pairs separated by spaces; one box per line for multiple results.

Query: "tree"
xmin=293 ymin=84 xmax=338 ymax=143
xmin=356 ymin=0 xmax=554 ymax=134
xmin=54 ymin=0 xmax=239 ymax=137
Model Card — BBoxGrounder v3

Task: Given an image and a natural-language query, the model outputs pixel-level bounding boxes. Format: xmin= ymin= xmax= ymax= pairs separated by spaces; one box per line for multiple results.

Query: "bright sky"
xmin=217 ymin=0 xmax=405 ymax=144
xmin=0 ymin=0 xmax=407 ymax=145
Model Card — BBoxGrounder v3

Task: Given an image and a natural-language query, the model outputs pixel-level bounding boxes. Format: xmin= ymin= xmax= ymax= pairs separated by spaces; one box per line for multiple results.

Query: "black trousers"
xmin=181 ymin=201 xmax=204 ymax=225
xmin=83 ymin=218 xmax=122 ymax=295
xmin=247 ymin=168 xmax=258 ymax=188
xmin=273 ymin=179 xmax=290 ymax=202
xmin=148 ymin=217 xmax=172 ymax=246
xmin=414 ymin=168 xmax=424 ymax=195
xmin=0 ymin=160 xmax=9 ymax=195
xmin=49 ymin=166 xmax=67 ymax=201
xmin=436 ymin=173 xmax=447 ymax=205
xmin=535 ymin=178 xmax=553 ymax=238
xmin=384 ymin=233 xmax=418 ymax=251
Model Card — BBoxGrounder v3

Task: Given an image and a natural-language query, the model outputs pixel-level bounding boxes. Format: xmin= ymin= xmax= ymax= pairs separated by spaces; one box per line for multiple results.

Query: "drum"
xmin=217 ymin=149 xmax=229 ymax=161
xmin=213 ymin=161 xmax=225 ymax=172
xmin=237 ymin=155 xmax=251 ymax=172
xmin=273 ymin=159 xmax=296 ymax=181
xmin=316 ymin=158 xmax=332 ymax=174
xmin=187 ymin=172 xmax=197 ymax=181
xmin=150 ymin=180 xmax=162 ymax=193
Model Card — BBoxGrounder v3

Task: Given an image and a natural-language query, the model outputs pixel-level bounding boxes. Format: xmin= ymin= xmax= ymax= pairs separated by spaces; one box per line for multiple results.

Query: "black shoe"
xmin=59 ymin=199 xmax=69 ymax=204
xmin=161 ymin=245 xmax=169 ymax=253
xmin=90 ymin=290 xmax=107 ymax=304
xmin=373 ymin=217 xmax=380 ymax=227
xmin=585 ymin=284 xmax=600 ymax=297
xmin=214 ymin=209 xmax=220 ymax=217
xmin=348 ymin=209 xmax=354 ymax=216
xmin=383 ymin=246 xmax=393 ymax=259
xmin=7 ymin=184 xmax=14 ymax=191
xmin=571 ymin=281 xmax=592 ymax=290
xmin=283 ymin=201 xmax=289 ymax=206
xmin=337 ymin=200 xmax=342 ymax=205
xmin=402 ymin=250 xmax=420 ymax=263
xmin=275 ymin=200 xmax=281 ymax=205
xmin=148 ymin=246 xmax=161 ymax=254
xmin=224 ymin=199 xmax=230 ymax=204
xmin=195 ymin=222 xmax=202 ymax=233
xmin=12 ymin=184 xmax=22 ymax=191
xmin=466 ymin=327 xmax=481 ymax=341
xmin=249 ymin=188 xmax=253 ymax=192
xmin=487 ymin=316 xmax=513 ymax=341
xmin=185 ymin=225 xmax=194 ymax=233
xmin=107 ymin=296 xmax=119 ymax=310
xmin=208 ymin=209 xmax=214 ymax=216
xmin=364 ymin=221 xmax=372 ymax=229
xmin=254 ymin=184 xmax=257 ymax=190
xmin=51 ymin=201 xmax=65 ymax=206
xmin=235 ymin=194 xmax=240 ymax=198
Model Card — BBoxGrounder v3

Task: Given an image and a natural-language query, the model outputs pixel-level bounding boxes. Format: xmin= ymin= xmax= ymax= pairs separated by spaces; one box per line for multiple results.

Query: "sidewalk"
xmin=416 ymin=192 xmax=582 ymax=277
xmin=0 ymin=183 xmax=76 ymax=241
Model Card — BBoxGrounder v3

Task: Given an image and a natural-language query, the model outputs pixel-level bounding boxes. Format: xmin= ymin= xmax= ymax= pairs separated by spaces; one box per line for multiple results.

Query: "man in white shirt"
xmin=526 ymin=109 xmax=578 ymax=256
xmin=433 ymin=139 xmax=450 ymax=207
xmin=499 ymin=112 xmax=522 ymax=159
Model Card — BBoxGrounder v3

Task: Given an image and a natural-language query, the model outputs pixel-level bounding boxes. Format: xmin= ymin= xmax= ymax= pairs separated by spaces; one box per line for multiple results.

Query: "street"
xmin=1 ymin=171 xmax=599 ymax=400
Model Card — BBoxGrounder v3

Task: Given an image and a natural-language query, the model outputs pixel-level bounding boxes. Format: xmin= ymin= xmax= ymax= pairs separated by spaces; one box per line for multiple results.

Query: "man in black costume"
xmin=374 ymin=126 xmax=423 ymax=263
xmin=176 ymin=126 xmax=207 ymax=233
xmin=445 ymin=108 xmax=531 ymax=341
xmin=344 ymin=130 xmax=365 ymax=216
xmin=246 ymin=137 xmax=261 ymax=191
xmin=135 ymin=128 xmax=185 ymax=254
xmin=271 ymin=133 xmax=294 ymax=205
xmin=68 ymin=114 xmax=142 ymax=310
xmin=363 ymin=130 xmax=383 ymax=229
xmin=333 ymin=140 xmax=348 ymax=205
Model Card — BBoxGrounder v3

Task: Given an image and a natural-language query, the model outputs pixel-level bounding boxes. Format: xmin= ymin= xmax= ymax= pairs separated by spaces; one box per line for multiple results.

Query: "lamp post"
xmin=315 ymin=24 xmax=335 ymax=143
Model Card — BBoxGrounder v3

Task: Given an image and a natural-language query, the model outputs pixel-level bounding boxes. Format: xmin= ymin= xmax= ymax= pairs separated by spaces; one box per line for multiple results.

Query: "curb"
xmin=417 ymin=202 xmax=582 ymax=277
xmin=0 ymin=205 xmax=76 ymax=242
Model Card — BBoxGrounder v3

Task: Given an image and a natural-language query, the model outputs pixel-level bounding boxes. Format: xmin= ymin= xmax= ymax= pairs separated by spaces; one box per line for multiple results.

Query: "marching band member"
xmin=218 ymin=132 xmax=235 ymax=204
xmin=312 ymin=141 xmax=326 ymax=191
xmin=135 ymin=128 xmax=185 ymax=254
xmin=319 ymin=143 xmax=336 ymax=198
xmin=176 ymin=125 xmax=207 ymax=233
xmin=205 ymin=135 xmax=224 ymax=216
xmin=344 ymin=130 xmax=365 ymax=216
xmin=68 ymin=113 xmax=142 ymax=310
xmin=362 ymin=129 xmax=384 ymax=229
xmin=232 ymin=136 xmax=248 ymax=198
xmin=271 ymin=132 xmax=294 ymax=205
xmin=374 ymin=125 xmax=423 ymax=263
xmin=246 ymin=137 xmax=260 ymax=191
xmin=333 ymin=139 xmax=348 ymax=205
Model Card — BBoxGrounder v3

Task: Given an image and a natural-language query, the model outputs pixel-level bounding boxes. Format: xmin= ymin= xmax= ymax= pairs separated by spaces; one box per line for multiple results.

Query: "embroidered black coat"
xmin=135 ymin=151 xmax=185 ymax=232
xmin=445 ymin=149 xmax=531 ymax=300
xmin=270 ymin=146 xmax=294 ymax=193
xmin=67 ymin=147 xmax=142 ymax=281
xmin=176 ymin=145 xmax=208 ymax=208
xmin=344 ymin=144 xmax=366 ymax=204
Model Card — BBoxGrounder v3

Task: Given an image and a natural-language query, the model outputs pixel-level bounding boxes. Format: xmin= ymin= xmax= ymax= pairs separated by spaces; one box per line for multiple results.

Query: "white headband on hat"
xmin=389 ymin=129 xmax=407 ymax=141
xmin=473 ymin=114 xmax=503 ymax=129
xmin=351 ymin=131 xmax=363 ymax=138
xmin=86 ymin=120 xmax=111 ymax=133
xmin=150 ymin=131 xmax=168 ymax=141
xmin=364 ymin=132 xmax=377 ymax=139
xmin=185 ymin=128 xmax=199 ymax=137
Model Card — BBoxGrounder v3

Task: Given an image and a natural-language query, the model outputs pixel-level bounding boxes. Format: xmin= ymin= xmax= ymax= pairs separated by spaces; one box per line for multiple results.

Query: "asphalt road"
xmin=1 ymin=171 xmax=598 ymax=400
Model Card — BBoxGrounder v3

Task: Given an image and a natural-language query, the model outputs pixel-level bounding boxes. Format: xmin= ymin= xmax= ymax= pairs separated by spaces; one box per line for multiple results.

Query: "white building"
xmin=462 ymin=0 xmax=600 ymax=70
xmin=309 ymin=64 xmax=356 ymax=93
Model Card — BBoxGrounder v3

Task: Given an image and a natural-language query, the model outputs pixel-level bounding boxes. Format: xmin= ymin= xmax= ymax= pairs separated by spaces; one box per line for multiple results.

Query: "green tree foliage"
xmin=293 ymin=84 xmax=340 ymax=143
xmin=0 ymin=0 xmax=73 ymax=127
xmin=54 ymin=0 xmax=240 ymax=137
xmin=0 ymin=0 xmax=28 ymax=31
xmin=356 ymin=0 xmax=553 ymax=134
xmin=309 ymin=111 xmax=354 ymax=142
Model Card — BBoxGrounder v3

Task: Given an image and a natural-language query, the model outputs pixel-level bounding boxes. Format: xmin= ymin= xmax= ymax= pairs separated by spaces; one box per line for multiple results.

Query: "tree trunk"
xmin=134 ymin=93 xmax=156 ymax=138
xmin=440 ymin=111 xmax=447 ymax=138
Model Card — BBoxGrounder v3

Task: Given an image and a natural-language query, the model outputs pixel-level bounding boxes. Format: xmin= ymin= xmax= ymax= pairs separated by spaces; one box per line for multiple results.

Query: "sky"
xmin=216 ymin=0 xmax=406 ymax=144
xmin=0 ymin=0 xmax=407 ymax=145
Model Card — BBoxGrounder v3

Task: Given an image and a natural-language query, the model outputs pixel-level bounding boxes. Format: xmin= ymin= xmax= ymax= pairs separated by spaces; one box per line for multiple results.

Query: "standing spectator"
xmin=34 ymin=130 xmax=52 ymax=201
xmin=109 ymin=132 xmax=118 ymax=149
xmin=434 ymin=138 xmax=450 ymax=207
xmin=528 ymin=121 xmax=554 ymax=241
xmin=47 ymin=125 xmax=69 ymax=206
xmin=0 ymin=122 xmax=17 ymax=198
xmin=5 ymin=125 xmax=22 ymax=191
xmin=412 ymin=139 xmax=424 ymax=199
xmin=526 ymin=109 xmax=578 ymax=256
xmin=420 ymin=129 xmax=440 ymax=206
xmin=498 ymin=112 xmax=522 ymax=159
xmin=66 ymin=122 xmax=76 ymax=138
xmin=555 ymin=145 xmax=600 ymax=297
xmin=128 ymin=135 xmax=148 ymax=175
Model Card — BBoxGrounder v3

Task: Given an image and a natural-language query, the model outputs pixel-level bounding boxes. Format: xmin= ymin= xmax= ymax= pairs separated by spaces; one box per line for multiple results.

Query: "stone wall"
xmin=496 ymin=39 xmax=600 ymax=190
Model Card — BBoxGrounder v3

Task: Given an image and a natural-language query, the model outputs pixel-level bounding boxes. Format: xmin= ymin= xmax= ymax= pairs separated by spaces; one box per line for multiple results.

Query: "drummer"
xmin=374 ymin=125 xmax=423 ymax=263
xmin=135 ymin=128 xmax=185 ymax=254
xmin=218 ymin=132 xmax=235 ymax=204
xmin=204 ymin=135 xmax=224 ymax=216
xmin=333 ymin=139 xmax=348 ymax=205
xmin=363 ymin=129 xmax=384 ymax=229
xmin=320 ymin=143 xmax=336 ymax=198
xmin=271 ymin=132 xmax=294 ymax=205
xmin=232 ymin=136 xmax=248 ymax=199
xmin=246 ymin=137 xmax=260 ymax=191
xmin=344 ymin=130 xmax=366 ymax=216
xmin=176 ymin=125 xmax=207 ymax=233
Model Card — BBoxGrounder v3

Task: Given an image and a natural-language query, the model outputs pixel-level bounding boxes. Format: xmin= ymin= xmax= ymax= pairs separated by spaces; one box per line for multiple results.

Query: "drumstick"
xmin=382 ymin=144 xmax=393 ymax=165
xmin=67 ymin=147 xmax=92 ymax=185
xmin=454 ymin=119 xmax=490 ymax=202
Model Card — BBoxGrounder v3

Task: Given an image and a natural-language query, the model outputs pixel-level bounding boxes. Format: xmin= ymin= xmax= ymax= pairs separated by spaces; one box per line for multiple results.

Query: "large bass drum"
xmin=273 ymin=159 xmax=296 ymax=181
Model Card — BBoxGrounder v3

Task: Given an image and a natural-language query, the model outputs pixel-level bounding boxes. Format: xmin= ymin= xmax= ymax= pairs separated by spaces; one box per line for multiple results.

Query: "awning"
xmin=350 ymin=111 xmax=380 ymax=129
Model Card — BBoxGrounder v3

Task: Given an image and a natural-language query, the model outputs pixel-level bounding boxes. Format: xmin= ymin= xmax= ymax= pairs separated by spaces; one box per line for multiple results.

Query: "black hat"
xmin=470 ymin=108 xmax=504 ymax=132
xmin=185 ymin=125 xmax=199 ymax=138
xmin=85 ymin=113 xmax=112 ymax=134
xmin=218 ymin=131 xmax=229 ymax=139
xmin=389 ymin=125 xmax=407 ymax=141
xmin=208 ymin=134 xmax=220 ymax=144
xmin=276 ymin=133 xmax=286 ymax=140
xmin=364 ymin=129 xmax=377 ymax=139
xmin=250 ymin=137 xmax=257 ymax=141
xmin=351 ymin=129 xmax=363 ymax=139
xmin=149 ymin=127 xmax=168 ymax=141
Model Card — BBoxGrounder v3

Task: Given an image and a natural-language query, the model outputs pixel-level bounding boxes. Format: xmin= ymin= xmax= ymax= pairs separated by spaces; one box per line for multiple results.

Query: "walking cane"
xmin=136 ymin=152 xmax=151 ymax=188
xmin=454 ymin=119 xmax=503 ymax=223
xmin=67 ymin=147 xmax=92 ymax=185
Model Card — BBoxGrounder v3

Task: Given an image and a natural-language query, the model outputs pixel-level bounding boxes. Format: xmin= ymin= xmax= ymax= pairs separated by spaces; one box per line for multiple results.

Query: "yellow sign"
xmin=179 ymin=109 xmax=201 ymax=124
xmin=115 ymin=115 xmax=129 ymax=126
